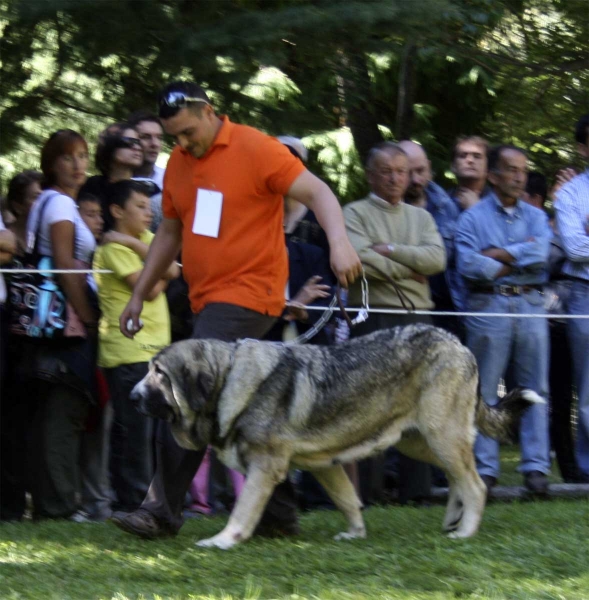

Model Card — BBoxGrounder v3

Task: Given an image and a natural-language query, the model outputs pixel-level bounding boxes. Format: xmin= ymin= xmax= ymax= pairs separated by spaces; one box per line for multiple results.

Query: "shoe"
xmin=480 ymin=475 xmax=497 ymax=492
xmin=254 ymin=519 xmax=300 ymax=538
xmin=69 ymin=510 xmax=93 ymax=523
xmin=524 ymin=471 xmax=549 ymax=495
xmin=111 ymin=509 xmax=177 ymax=539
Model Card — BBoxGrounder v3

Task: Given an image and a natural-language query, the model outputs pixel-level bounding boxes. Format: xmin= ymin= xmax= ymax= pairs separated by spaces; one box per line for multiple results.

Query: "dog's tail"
xmin=475 ymin=388 xmax=545 ymax=441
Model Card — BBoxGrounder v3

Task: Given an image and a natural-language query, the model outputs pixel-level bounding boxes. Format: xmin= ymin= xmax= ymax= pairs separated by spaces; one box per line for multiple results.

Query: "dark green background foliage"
xmin=1 ymin=0 xmax=588 ymax=201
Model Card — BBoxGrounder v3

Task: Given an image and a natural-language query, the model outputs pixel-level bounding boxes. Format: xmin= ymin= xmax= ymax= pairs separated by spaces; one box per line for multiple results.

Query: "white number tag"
xmin=192 ymin=189 xmax=223 ymax=238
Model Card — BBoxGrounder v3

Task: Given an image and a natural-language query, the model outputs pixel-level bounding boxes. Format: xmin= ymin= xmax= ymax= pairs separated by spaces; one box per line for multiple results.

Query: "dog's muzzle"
xmin=130 ymin=378 xmax=175 ymax=422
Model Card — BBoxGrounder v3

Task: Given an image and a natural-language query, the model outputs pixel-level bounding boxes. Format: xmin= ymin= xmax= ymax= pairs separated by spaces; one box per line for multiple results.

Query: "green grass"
xmin=1 ymin=448 xmax=587 ymax=600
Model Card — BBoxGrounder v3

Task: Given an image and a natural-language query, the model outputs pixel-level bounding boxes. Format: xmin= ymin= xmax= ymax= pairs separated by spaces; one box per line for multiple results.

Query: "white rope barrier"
xmin=2 ymin=267 xmax=587 ymax=319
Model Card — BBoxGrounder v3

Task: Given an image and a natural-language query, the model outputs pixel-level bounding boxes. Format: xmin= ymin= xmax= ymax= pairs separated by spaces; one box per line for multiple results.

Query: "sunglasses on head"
xmin=120 ymin=136 xmax=143 ymax=149
xmin=159 ymin=91 xmax=211 ymax=109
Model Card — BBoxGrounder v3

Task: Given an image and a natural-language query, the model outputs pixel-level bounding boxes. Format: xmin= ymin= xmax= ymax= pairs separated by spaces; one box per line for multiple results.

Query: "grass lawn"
xmin=1 ymin=448 xmax=587 ymax=600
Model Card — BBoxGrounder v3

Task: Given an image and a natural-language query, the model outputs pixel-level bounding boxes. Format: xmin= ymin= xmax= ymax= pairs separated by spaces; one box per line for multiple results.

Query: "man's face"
xmin=453 ymin=142 xmax=487 ymax=182
xmin=78 ymin=201 xmax=104 ymax=241
xmin=136 ymin=120 xmax=164 ymax=165
xmin=404 ymin=151 xmax=432 ymax=204
xmin=488 ymin=149 xmax=528 ymax=202
xmin=367 ymin=151 xmax=410 ymax=205
xmin=161 ymin=106 xmax=218 ymax=159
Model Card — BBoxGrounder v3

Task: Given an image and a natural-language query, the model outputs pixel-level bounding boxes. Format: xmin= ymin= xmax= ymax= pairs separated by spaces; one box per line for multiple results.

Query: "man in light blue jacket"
xmin=455 ymin=145 xmax=552 ymax=494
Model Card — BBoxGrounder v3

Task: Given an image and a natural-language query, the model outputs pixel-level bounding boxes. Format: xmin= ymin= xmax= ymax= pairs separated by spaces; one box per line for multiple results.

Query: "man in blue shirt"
xmin=555 ymin=114 xmax=589 ymax=482
xmin=398 ymin=140 xmax=463 ymax=315
xmin=455 ymin=145 xmax=552 ymax=494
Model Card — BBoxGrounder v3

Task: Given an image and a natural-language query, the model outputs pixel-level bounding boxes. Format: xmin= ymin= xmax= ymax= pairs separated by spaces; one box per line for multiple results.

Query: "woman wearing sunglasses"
xmin=79 ymin=126 xmax=144 ymax=228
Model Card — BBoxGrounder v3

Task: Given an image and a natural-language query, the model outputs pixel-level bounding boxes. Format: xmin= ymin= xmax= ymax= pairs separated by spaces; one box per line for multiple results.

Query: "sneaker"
xmin=69 ymin=510 xmax=93 ymax=523
xmin=111 ymin=509 xmax=177 ymax=539
xmin=524 ymin=471 xmax=549 ymax=495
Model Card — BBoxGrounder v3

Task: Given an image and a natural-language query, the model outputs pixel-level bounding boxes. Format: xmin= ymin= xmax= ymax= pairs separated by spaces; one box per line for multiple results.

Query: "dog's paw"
xmin=334 ymin=528 xmax=366 ymax=541
xmin=447 ymin=529 xmax=475 ymax=540
xmin=195 ymin=533 xmax=238 ymax=550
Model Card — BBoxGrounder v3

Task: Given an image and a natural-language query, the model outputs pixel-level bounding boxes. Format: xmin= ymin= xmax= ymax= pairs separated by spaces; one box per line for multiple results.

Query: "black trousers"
xmin=351 ymin=311 xmax=433 ymax=505
xmin=549 ymin=322 xmax=580 ymax=482
xmin=140 ymin=303 xmax=298 ymax=533
xmin=105 ymin=362 xmax=153 ymax=512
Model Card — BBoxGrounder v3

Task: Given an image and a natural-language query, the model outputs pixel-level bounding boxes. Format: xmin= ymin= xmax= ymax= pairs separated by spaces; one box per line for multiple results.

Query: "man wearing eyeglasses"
xmin=114 ymin=81 xmax=362 ymax=540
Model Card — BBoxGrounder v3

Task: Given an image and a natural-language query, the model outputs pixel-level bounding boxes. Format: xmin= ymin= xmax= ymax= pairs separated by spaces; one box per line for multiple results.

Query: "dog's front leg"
xmin=195 ymin=461 xmax=282 ymax=550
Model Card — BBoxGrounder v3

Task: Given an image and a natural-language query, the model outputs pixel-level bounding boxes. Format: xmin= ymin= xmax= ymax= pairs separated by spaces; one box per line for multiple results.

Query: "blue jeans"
xmin=567 ymin=280 xmax=589 ymax=476
xmin=465 ymin=289 xmax=550 ymax=478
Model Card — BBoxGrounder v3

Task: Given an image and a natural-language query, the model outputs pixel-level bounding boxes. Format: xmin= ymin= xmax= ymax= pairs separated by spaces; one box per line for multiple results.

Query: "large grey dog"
xmin=131 ymin=324 xmax=542 ymax=549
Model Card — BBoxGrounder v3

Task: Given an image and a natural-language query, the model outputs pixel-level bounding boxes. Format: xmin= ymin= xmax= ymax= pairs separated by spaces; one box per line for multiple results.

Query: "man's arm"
xmin=455 ymin=212 xmax=508 ymax=283
xmin=372 ymin=213 xmax=446 ymax=276
xmin=286 ymin=170 xmax=362 ymax=287
xmin=0 ymin=229 xmax=16 ymax=264
xmin=556 ymin=185 xmax=589 ymax=263
xmin=119 ymin=217 xmax=183 ymax=338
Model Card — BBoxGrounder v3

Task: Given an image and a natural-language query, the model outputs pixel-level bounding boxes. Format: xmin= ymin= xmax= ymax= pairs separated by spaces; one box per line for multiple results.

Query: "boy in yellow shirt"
xmin=93 ymin=180 xmax=179 ymax=512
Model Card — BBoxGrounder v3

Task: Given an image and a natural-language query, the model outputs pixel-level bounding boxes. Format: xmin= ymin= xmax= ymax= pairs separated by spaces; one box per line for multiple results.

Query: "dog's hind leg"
xmin=196 ymin=456 xmax=288 ymax=550
xmin=310 ymin=464 xmax=366 ymax=541
xmin=427 ymin=435 xmax=486 ymax=539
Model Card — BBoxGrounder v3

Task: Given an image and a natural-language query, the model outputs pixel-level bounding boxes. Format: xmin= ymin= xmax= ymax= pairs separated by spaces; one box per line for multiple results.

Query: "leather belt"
xmin=471 ymin=284 xmax=544 ymax=296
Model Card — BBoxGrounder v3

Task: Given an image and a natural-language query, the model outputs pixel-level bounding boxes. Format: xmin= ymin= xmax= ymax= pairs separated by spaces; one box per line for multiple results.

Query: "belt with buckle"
xmin=472 ymin=284 xmax=544 ymax=296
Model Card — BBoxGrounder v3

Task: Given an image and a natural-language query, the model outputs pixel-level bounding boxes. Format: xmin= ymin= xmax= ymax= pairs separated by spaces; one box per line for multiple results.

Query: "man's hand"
xmin=119 ymin=294 xmax=145 ymax=339
xmin=371 ymin=243 xmax=392 ymax=257
xmin=408 ymin=270 xmax=427 ymax=285
xmin=284 ymin=300 xmax=309 ymax=323
xmin=292 ymin=275 xmax=331 ymax=306
xmin=551 ymin=167 xmax=577 ymax=198
xmin=330 ymin=238 xmax=362 ymax=288
xmin=481 ymin=247 xmax=515 ymax=264
xmin=454 ymin=187 xmax=480 ymax=211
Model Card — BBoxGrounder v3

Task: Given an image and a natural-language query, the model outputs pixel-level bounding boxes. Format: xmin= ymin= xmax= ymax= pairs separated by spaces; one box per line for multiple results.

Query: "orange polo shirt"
xmin=162 ymin=116 xmax=306 ymax=316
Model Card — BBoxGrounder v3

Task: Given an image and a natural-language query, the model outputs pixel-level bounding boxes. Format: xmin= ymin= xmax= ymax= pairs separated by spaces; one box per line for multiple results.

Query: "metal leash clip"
xmin=350 ymin=271 xmax=369 ymax=325
xmin=336 ymin=269 xmax=370 ymax=329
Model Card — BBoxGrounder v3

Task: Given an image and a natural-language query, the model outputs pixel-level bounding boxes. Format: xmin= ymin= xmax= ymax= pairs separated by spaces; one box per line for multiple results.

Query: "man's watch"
xmin=387 ymin=244 xmax=395 ymax=255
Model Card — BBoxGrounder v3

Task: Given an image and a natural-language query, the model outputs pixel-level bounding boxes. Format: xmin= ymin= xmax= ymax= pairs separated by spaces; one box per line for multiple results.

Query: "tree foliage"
xmin=1 ymin=0 xmax=587 ymax=200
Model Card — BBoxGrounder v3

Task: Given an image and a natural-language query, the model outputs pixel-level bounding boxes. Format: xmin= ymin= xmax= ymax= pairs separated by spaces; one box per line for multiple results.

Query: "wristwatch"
xmin=387 ymin=244 xmax=395 ymax=255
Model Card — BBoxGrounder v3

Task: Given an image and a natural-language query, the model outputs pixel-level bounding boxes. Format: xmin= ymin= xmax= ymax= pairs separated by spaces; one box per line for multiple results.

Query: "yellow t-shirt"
xmin=93 ymin=230 xmax=171 ymax=368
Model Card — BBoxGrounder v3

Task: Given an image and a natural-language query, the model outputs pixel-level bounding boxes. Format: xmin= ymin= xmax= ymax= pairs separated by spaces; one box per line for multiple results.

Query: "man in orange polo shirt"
xmin=113 ymin=81 xmax=362 ymax=540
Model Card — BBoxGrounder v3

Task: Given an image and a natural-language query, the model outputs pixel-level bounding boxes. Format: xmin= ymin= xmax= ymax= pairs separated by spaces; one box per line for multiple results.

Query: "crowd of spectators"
xmin=0 ymin=92 xmax=587 ymax=527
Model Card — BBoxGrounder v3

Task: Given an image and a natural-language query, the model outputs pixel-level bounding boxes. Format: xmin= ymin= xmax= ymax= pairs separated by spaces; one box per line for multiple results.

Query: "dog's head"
xmin=130 ymin=340 xmax=229 ymax=450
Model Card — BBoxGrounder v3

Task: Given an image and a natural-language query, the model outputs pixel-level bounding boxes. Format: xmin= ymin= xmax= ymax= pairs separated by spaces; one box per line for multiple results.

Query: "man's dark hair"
xmin=95 ymin=126 xmax=136 ymax=176
xmin=525 ymin=171 xmax=548 ymax=202
xmin=107 ymin=180 xmax=151 ymax=211
xmin=451 ymin=135 xmax=489 ymax=161
xmin=127 ymin=110 xmax=161 ymax=129
xmin=365 ymin=141 xmax=407 ymax=170
xmin=157 ymin=81 xmax=211 ymax=119
xmin=574 ymin=114 xmax=589 ymax=146
xmin=77 ymin=192 xmax=101 ymax=207
xmin=487 ymin=144 xmax=527 ymax=172
xmin=7 ymin=170 xmax=43 ymax=213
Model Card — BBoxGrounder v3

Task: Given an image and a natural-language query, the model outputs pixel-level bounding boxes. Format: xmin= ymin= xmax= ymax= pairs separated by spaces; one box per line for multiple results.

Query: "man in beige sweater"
xmin=344 ymin=142 xmax=446 ymax=315
xmin=343 ymin=141 xmax=446 ymax=506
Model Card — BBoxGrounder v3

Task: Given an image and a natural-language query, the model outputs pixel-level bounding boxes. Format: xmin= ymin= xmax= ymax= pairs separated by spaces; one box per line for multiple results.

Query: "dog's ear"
xmin=217 ymin=340 xmax=283 ymax=439
xmin=183 ymin=365 xmax=216 ymax=413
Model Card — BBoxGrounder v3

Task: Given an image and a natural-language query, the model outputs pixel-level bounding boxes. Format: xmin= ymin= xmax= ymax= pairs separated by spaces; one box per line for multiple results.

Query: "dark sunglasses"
xmin=159 ymin=91 xmax=210 ymax=109
xmin=120 ymin=136 xmax=143 ymax=149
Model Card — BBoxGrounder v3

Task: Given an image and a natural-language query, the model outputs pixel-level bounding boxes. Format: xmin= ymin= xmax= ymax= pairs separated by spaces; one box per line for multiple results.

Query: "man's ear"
xmin=487 ymin=170 xmax=499 ymax=187
xmin=110 ymin=203 xmax=124 ymax=220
